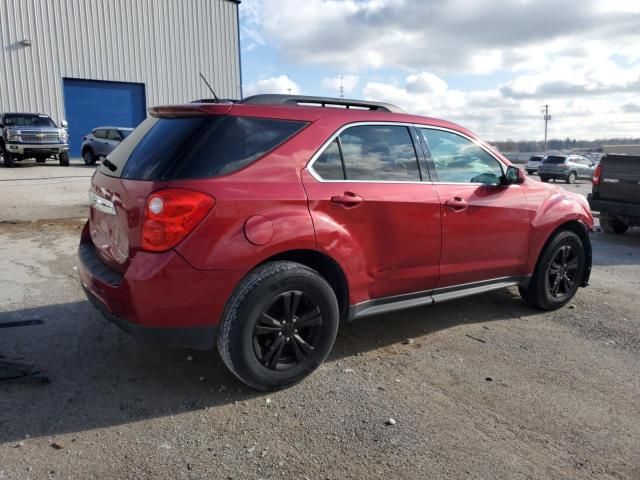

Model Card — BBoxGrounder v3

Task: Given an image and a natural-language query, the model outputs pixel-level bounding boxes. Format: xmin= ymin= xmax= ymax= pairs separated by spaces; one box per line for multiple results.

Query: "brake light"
xmin=142 ymin=189 xmax=215 ymax=252
xmin=592 ymin=164 xmax=603 ymax=185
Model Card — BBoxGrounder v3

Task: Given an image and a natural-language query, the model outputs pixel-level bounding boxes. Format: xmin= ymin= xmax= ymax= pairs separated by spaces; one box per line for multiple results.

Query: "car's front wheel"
xmin=217 ymin=261 xmax=339 ymax=391
xmin=59 ymin=151 xmax=70 ymax=166
xmin=3 ymin=153 xmax=15 ymax=167
xmin=83 ymin=149 xmax=97 ymax=166
xmin=520 ymin=230 xmax=586 ymax=310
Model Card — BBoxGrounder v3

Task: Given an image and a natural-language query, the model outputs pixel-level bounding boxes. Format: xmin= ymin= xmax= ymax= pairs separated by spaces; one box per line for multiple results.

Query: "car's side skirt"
xmin=348 ymin=275 xmax=530 ymax=321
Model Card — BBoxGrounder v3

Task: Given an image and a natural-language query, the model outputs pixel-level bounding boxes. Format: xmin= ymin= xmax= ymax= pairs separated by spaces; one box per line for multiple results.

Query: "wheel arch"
xmin=81 ymin=145 xmax=93 ymax=156
xmin=530 ymin=220 xmax=592 ymax=288
xmin=257 ymin=249 xmax=350 ymax=320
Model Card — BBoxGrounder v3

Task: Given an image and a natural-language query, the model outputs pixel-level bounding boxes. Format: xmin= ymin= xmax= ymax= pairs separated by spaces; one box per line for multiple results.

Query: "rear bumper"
xmin=78 ymin=222 xmax=241 ymax=350
xmin=588 ymin=195 xmax=640 ymax=219
xmin=538 ymin=171 xmax=568 ymax=179
xmin=82 ymin=284 xmax=217 ymax=350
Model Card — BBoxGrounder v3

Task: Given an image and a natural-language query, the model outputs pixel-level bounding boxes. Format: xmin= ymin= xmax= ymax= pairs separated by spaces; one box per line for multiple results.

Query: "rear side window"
xmin=311 ymin=125 xmax=421 ymax=182
xmin=100 ymin=115 xmax=307 ymax=180
xmin=313 ymin=139 xmax=345 ymax=180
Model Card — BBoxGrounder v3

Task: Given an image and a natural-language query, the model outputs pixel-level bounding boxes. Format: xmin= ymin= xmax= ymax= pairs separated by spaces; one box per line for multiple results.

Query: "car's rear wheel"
xmin=540 ymin=176 xmax=549 ymax=182
xmin=217 ymin=261 xmax=339 ymax=391
xmin=600 ymin=216 xmax=629 ymax=235
xmin=59 ymin=151 xmax=70 ymax=166
xmin=83 ymin=149 xmax=97 ymax=166
xmin=566 ymin=171 xmax=576 ymax=184
xmin=520 ymin=230 xmax=586 ymax=310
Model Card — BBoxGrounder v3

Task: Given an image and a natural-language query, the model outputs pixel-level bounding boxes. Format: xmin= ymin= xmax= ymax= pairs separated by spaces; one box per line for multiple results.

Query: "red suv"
xmin=79 ymin=95 xmax=593 ymax=390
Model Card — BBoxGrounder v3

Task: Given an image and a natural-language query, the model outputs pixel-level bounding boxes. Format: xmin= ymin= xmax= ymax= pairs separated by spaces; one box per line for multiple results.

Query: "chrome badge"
xmin=89 ymin=191 xmax=117 ymax=215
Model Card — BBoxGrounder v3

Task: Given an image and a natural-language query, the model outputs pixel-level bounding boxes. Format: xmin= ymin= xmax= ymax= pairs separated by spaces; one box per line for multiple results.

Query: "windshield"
xmin=118 ymin=129 xmax=134 ymax=139
xmin=4 ymin=114 xmax=57 ymax=128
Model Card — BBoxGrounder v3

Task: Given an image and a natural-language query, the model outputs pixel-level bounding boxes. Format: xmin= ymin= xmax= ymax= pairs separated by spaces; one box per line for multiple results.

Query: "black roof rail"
xmin=240 ymin=94 xmax=404 ymax=113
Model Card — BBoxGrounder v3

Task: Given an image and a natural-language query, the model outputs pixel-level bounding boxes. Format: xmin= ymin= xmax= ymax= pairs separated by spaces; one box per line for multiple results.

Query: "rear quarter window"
xmin=100 ymin=115 xmax=307 ymax=180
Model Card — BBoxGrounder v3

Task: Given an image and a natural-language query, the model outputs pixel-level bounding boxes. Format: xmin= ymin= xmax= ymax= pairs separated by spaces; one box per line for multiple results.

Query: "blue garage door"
xmin=63 ymin=78 xmax=146 ymax=156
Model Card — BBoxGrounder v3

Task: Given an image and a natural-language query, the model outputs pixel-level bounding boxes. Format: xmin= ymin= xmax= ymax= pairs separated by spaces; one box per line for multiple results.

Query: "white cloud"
xmin=363 ymin=72 xmax=640 ymax=141
xmin=256 ymin=0 xmax=640 ymax=75
xmin=320 ymin=75 xmax=359 ymax=96
xmin=243 ymin=0 xmax=640 ymax=139
xmin=244 ymin=75 xmax=301 ymax=96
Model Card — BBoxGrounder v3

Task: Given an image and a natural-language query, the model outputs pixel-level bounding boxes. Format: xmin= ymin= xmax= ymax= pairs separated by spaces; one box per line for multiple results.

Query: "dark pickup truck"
xmin=588 ymin=154 xmax=640 ymax=234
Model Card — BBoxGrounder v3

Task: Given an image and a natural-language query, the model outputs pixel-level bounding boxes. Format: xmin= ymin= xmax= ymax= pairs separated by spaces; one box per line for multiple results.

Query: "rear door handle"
xmin=331 ymin=192 xmax=364 ymax=208
xmin=445 ymin=196 xmax=468 ymax=211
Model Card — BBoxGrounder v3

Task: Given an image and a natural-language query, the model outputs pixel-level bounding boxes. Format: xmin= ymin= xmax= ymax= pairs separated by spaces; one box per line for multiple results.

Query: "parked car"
xmin=588 ymin=154 xmax=640 ymax=234
xmin=538 ymin=155 xmax=595 ymax=184
xmin=81 ymin=127 xmax=134 ymax=165
xmin=525 ymin=155 xmax=543 ymax=174
xmin=78 ymin=94 xmax=593 ymax=391
xmin=0 ymin=112 xmax=69 ymax=167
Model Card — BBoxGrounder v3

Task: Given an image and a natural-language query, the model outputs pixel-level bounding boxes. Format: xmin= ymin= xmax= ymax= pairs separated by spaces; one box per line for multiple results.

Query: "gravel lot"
xmin=0 ymin=164 xmax=638 ymax=479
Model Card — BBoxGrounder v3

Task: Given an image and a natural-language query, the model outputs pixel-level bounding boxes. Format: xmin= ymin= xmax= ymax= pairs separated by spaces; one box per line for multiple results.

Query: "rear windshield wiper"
xmin=102 ymin=159 xmax=117 ymax=172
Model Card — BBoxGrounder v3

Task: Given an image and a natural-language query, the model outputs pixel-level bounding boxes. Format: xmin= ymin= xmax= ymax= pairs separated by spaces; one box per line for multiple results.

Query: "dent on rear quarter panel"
xmin=525 ymin=185 xmax=593 ymax=273
xmin=174 ymin=180 xmax=316 ymax=271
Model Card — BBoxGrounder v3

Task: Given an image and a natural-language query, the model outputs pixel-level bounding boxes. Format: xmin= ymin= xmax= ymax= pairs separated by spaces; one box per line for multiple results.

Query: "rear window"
xmin=99 ymin=115 xmax=307 ymax=180
xmin=543 ymin=156 xmax=567 ymax=164
xmin=529 ymin=156 xmax=543 ymax=162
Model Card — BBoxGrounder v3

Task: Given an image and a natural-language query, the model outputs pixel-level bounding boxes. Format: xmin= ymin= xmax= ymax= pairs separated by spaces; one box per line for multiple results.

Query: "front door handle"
xmin=331 ymin=192 xmax=364 ymax=208
xmin=445 ymin=196 xmax=468 ymax=211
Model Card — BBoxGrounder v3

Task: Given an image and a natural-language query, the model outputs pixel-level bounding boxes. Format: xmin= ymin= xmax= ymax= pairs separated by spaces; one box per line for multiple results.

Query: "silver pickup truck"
xmin=0 ymin=112 xmax=70 ymax=167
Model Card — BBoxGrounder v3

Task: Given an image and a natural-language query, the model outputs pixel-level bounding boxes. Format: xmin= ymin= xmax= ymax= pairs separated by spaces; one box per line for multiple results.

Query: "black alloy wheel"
xmin=546 ymin=244 xmax=579 ymax=300
xmin=253 ymin=291 xmax=323 ymax=371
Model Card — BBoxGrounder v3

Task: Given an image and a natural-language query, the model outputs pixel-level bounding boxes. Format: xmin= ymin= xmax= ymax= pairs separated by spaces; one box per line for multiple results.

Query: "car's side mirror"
xmin=60 ymin=120 xmax=68 ymax=129
xmin=503 ymin=166 xmax=525 ymax=185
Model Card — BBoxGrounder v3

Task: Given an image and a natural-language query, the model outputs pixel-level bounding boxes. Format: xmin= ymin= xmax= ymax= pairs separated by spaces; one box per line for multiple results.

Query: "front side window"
xmin=311 ymin=124 xmax=421 ymax=182
xmin=419 ymin=128 xmax=503 ymax=185
xmin=107 ymin=129 xmax=122 ymax=140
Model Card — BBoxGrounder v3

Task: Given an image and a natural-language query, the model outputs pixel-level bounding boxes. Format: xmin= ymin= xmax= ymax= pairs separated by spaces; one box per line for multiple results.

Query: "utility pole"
xmin=339 ymin=76 xmax=344 ymax=98
xmin=541 ymin=104 xmax=551 ymax=153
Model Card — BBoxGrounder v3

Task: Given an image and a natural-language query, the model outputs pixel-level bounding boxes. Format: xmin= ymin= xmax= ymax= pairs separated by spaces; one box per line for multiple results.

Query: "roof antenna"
xmin=199 ymin=72 xmax=219 ymax=102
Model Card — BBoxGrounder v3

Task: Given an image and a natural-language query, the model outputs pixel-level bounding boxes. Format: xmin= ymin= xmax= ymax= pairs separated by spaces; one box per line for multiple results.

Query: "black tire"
xmin=217 ymin=261 xmax=339 ymax=391
xmin=35 ymin=157 xmax=47 ymax=164
xmin=540 ymin=176 xmax=549 ymax=182
xmin=520 ymin=230 xmax=586 ymax=310
xmin=3 ymin=153 xmax=15 ymax=168
xmin=600 ymin=216 xmax=629 ymax=235
xmin=59 ymin=151 xmax=70 ymax=166
xmin=566 ymin=171 xmax=576 ymax=184
xmin=82 ymin=149 xmax=97 ymax=166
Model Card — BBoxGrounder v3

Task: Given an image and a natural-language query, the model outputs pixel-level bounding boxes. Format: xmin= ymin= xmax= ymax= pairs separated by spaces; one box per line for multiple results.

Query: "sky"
xmin=238 ymin=0 xmax=640 ymax=141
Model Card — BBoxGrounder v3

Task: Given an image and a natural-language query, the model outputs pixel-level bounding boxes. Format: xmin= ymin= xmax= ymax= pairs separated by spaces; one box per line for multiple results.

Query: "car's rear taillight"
xmin=592 ymin=164 xmax=603 ymax=185
xmin=142 ymin=189 xmax=215 ymax=252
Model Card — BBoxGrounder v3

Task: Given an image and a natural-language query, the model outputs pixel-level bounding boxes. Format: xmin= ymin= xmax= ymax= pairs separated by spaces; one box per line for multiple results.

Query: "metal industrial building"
xmin=0 ymin=0 xmax=241 ymax=155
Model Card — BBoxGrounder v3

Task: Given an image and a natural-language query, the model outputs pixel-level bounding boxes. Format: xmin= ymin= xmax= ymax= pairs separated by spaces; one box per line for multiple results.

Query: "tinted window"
xmin=101 ymin=115 xmax=306 ymax=180
xmin=4 ymin=113 xmax=56 ymax=127
xmin=94 ymin=129 xmax=107 ymax=139
xmin=420 ymin=128 xmax=503 ymax=184
xmin=313 ymin=138 xmax=345 ymax=180
xmin=338 ymin=125 xmax=420 ymax=181
xmin=544 ymin=156 xmax=566 ymax=164
xmin=529 ymin=156 xmax=543 ymax=162
xmin=118 ymin=129 xmax=133 ymax=139
xmin=107 ymin=129 xmax=122 ymax=140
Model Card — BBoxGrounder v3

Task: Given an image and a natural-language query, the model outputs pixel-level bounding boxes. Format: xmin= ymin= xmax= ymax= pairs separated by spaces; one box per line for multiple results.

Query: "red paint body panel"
xmin=301 ymin=170 xmax=442 ymax=304
xmin=79 ymin=101 xmax=593 ymax=339
xmin=434 ymin=183 xmax=530 ymax=287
